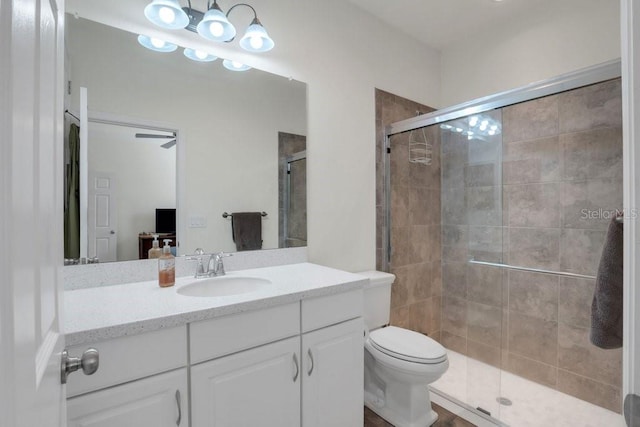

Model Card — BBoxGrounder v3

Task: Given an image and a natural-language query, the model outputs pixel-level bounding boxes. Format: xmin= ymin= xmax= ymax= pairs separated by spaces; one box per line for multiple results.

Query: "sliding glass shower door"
xmin=384 ymin=65 xmax=624 ymax=426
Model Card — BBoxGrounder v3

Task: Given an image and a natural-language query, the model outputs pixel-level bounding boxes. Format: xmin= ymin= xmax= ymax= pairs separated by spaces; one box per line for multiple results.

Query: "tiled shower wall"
xmin=440 ymin=79 xmax=623 ymax=412
xmin=374 ymin=89 xmax=440 ymax=337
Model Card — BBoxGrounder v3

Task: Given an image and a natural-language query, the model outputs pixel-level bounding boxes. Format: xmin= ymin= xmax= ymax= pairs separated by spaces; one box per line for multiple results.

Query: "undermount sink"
xmin=177 ymin=276 xmax=272 ymax=297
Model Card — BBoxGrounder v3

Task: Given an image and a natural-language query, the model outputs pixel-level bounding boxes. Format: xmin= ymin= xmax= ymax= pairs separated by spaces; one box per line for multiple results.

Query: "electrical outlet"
xmin=189 ymin=215 xmax=207 ymax=228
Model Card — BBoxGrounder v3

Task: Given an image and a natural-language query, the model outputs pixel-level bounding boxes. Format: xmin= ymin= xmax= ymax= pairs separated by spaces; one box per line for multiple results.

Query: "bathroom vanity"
xmin=64 ymin=262 xmax=366 ymax=427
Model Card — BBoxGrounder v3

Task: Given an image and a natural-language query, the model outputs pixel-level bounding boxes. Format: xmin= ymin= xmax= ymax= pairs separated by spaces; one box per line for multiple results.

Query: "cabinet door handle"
xmin=175 ymin=389 xmax=182 ymax=426
xmin=292 ymin=353 xmax=299 ymax=382
xmin=307 ymin=348 xmax=314 ymax=376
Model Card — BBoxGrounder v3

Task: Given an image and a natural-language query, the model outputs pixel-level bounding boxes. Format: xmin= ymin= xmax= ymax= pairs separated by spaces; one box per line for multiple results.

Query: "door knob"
xmin=61 ymin=348 xmax=99 ymax=384
xmin=110 ymin=230 xmax=115 ymax=234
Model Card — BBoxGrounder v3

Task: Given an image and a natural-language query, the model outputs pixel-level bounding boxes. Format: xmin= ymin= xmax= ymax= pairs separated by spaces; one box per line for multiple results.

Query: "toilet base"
xmin=364 ymin=398 xmax=438 ymax=427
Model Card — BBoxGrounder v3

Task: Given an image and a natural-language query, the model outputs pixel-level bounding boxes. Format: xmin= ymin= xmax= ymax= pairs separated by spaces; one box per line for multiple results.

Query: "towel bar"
xmin=222 ymin=212 xmax=267 ymax=219
xmin=468 ymin=259 xmax=596 ymax=280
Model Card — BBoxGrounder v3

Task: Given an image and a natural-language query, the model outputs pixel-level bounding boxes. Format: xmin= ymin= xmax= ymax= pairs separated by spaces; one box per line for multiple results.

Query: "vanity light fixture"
xmin=144 ymin=0 xmax=190 ymax=29
xmin=137 ymin=35 xmax=178 ymax=52
xmin=143 ymin=0 xmax=275 ymax=53
xmin=222 ymin=59 xmax=251 ymax=71
xmin=183 ymin=47 xmax=218 ymax=62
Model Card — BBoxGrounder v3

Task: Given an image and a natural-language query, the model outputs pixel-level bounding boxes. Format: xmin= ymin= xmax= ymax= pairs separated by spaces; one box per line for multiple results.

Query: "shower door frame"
xmin=382 ymin=58 xmax=622 ymax=272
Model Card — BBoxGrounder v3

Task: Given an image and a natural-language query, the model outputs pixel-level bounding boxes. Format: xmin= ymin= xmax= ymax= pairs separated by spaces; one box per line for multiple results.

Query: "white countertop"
xmin=64 ymin=262 xmax=367 ymax=346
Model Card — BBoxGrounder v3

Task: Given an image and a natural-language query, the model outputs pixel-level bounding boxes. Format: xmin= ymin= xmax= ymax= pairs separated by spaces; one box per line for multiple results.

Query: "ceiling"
xmin=345 ymin=0 xmax=574 ymax=50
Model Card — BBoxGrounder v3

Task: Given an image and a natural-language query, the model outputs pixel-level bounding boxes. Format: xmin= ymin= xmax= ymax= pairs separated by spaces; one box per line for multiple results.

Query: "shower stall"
xmin=382 ymin=60 xmax=624 ymax=426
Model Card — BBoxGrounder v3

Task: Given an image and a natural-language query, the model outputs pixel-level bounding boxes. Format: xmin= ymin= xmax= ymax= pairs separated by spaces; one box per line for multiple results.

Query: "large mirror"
xmin=63 ymin=15 xmax=307 ymax=263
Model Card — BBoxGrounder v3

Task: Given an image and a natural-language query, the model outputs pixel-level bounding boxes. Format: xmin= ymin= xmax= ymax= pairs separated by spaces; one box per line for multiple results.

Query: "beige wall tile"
xmin=505 ymin=183 xmax=561 ymax=228
xmin=557 ymin=322 xmax=622 ymax=387
xmin=561 ymin=127 xmax=623 ymax=182
xmin=431 ymin=296 xmax=442 ymax=335
xmin=469 ymin=226 xmax=504 ymax=262
xmin=432 ymin=262 xmax=443 ymax=297
xmin=442 ymin=187 xmax=466 ymax=225
xmin=409 ymin=299 xmax=432 ymax=334
xmin=503 ymin=94 xmax=559 ymax=143
xmin=442 ymin=151 xmax=467 ymax=190
xmin=557 ymin=369 xmax=621 ymax=413
xmin=389 ymin=265 xmax=409 ymax=309
xmin=407 ymin=262 xmax=432 ymax=302
xmin=467 ymin=302 xmax=502 ymax=347
xmin=467 ymin=264 xmax=503 ymax=307
xmin=561 ymin=178 xmax=623 ymax=230
xmin=560 ymin=228 xmax=606 ymax=276
xmin=389 ymin=305 xmax=410 ymax=329
xmin=467 ymin=339 xmax=502 ymax=368
xmin=508 ymin=311 xmax=558 ymax=365
xmin=508 ymin=270 xmax=559 ymax=321
xmin=503 ymin=136 xmax=561 ymax=185
xmin=504 ymin=352 xmax=558 ymax=387
xmin=441 ymin=331 xmax=467 ymax=355
xmin=390 ymin=186 xmax=410 ymax=228
xmin=390 ymin=226 xmax=412 ymax=267
xmin=558 ymin=79 xmax=622 ymax=133
xmin=466 ymin=186 xmax=502 ymax=226
xmin=465 ymin=163 xmax=496 ymax=187
xmin=442 ymin=262 xmax=467 ymax=298
xmin=509 ymin=227 xmax=561 ymax=270
xmin=409 ymin=225 xmax=433 ymax=263
xmin=442 ymin=296 xmax=468 ymax=337
xmin=409 ymin=186 xmax=432 ymax=225
xmin=558 ymin=277 xmax=596 ymax=329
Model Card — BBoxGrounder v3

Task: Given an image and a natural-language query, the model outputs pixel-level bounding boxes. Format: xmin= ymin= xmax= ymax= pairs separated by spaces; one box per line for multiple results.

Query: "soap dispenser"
xmin=148 ymin=234 xmax=161 ymax=259
xmin=158 ymin=239 xmax=175 ymax=288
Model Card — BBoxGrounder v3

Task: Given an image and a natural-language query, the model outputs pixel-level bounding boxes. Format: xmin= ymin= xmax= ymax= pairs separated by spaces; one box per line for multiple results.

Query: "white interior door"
xmin=0 ymin=0 xmax=66 ymax=426
xmin=88 ymin=171 xmax=117 ymax=262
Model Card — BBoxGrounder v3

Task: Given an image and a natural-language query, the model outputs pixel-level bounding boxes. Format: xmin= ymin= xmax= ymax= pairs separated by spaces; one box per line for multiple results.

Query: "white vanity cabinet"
xmin=189 ymin=289 xmax=364 ymax=427
xmin=301 ymin=290 xmax=364 ymax=427
xmin=67 ymin=368 xmax=188 ymax=427
xmin=66 ymin=285 xmax=364 ymax=427
xmin=190 ymin=302 xmax=301 ymax=427
xmin=66 ymin=326 xmax=189 ymax=427
xmin=301 ymin=318 xmax=364 ymax=427
xmin=191 ymin=337 xmax=301 ymax=426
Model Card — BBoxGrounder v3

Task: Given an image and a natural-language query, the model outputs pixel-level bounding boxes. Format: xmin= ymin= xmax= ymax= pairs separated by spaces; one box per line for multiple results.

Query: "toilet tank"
xmin=357 ymin=271 xmax=395 ymax=330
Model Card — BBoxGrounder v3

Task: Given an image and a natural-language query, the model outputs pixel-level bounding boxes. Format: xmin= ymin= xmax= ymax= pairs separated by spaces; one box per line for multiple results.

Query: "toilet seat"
xmin=368 ymin=326 xmax=447 ymax=364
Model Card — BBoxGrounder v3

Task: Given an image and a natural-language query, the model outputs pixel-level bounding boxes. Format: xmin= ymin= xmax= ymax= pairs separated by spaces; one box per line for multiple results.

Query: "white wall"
xmin=68 ymin=16 xmax=307 ymax=255
xmin=440 ymin=0 xmax=620 ymax=107
xmin=88 ymin=122 xmax=176 ymax=261
xmin=66 ymin=0 xmax=443 ymax=271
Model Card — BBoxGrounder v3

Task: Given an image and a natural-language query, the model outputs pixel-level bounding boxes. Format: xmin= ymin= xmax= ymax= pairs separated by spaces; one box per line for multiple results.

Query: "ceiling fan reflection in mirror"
xmin=135 ymin=131 xmax=177 ymax=148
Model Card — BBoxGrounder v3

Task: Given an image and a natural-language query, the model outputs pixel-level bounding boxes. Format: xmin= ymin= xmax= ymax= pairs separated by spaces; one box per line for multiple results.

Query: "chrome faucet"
xmin=188 ymin=249 xmax=233 ymax=278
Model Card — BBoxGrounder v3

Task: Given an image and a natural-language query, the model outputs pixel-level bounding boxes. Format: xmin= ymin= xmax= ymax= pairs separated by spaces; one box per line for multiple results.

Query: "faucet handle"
xmin=212 ymin=252 xmax=233 ymax=276
xmin=215 ymin=251 xmax=233 ymax=259
xmin=187 ymin=248 xmax=210 ymax=278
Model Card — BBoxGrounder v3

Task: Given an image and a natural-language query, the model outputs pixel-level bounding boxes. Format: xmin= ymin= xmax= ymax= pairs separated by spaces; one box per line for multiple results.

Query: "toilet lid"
xmin=369 ymin=326 xmax=447 ymax=364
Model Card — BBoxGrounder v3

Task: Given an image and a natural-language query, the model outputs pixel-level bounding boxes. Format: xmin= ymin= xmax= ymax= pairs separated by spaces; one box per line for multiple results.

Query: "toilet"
xmin=359 ymin=271 xmax=448 ymax=427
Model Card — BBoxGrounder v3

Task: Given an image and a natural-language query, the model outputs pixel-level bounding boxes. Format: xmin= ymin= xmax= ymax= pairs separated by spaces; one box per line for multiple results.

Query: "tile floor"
xmin=364 ymin=404 xmax=475 ymax=427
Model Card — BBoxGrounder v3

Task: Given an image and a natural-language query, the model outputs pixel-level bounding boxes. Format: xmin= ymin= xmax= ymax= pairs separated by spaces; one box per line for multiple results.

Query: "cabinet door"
xmin=191 ymin=336 xmax=300 ymax=427
xmin=67 ymin=368 xmax=188 ymax=427
xmin=302 ymin=318 xmax=364 ymax=427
